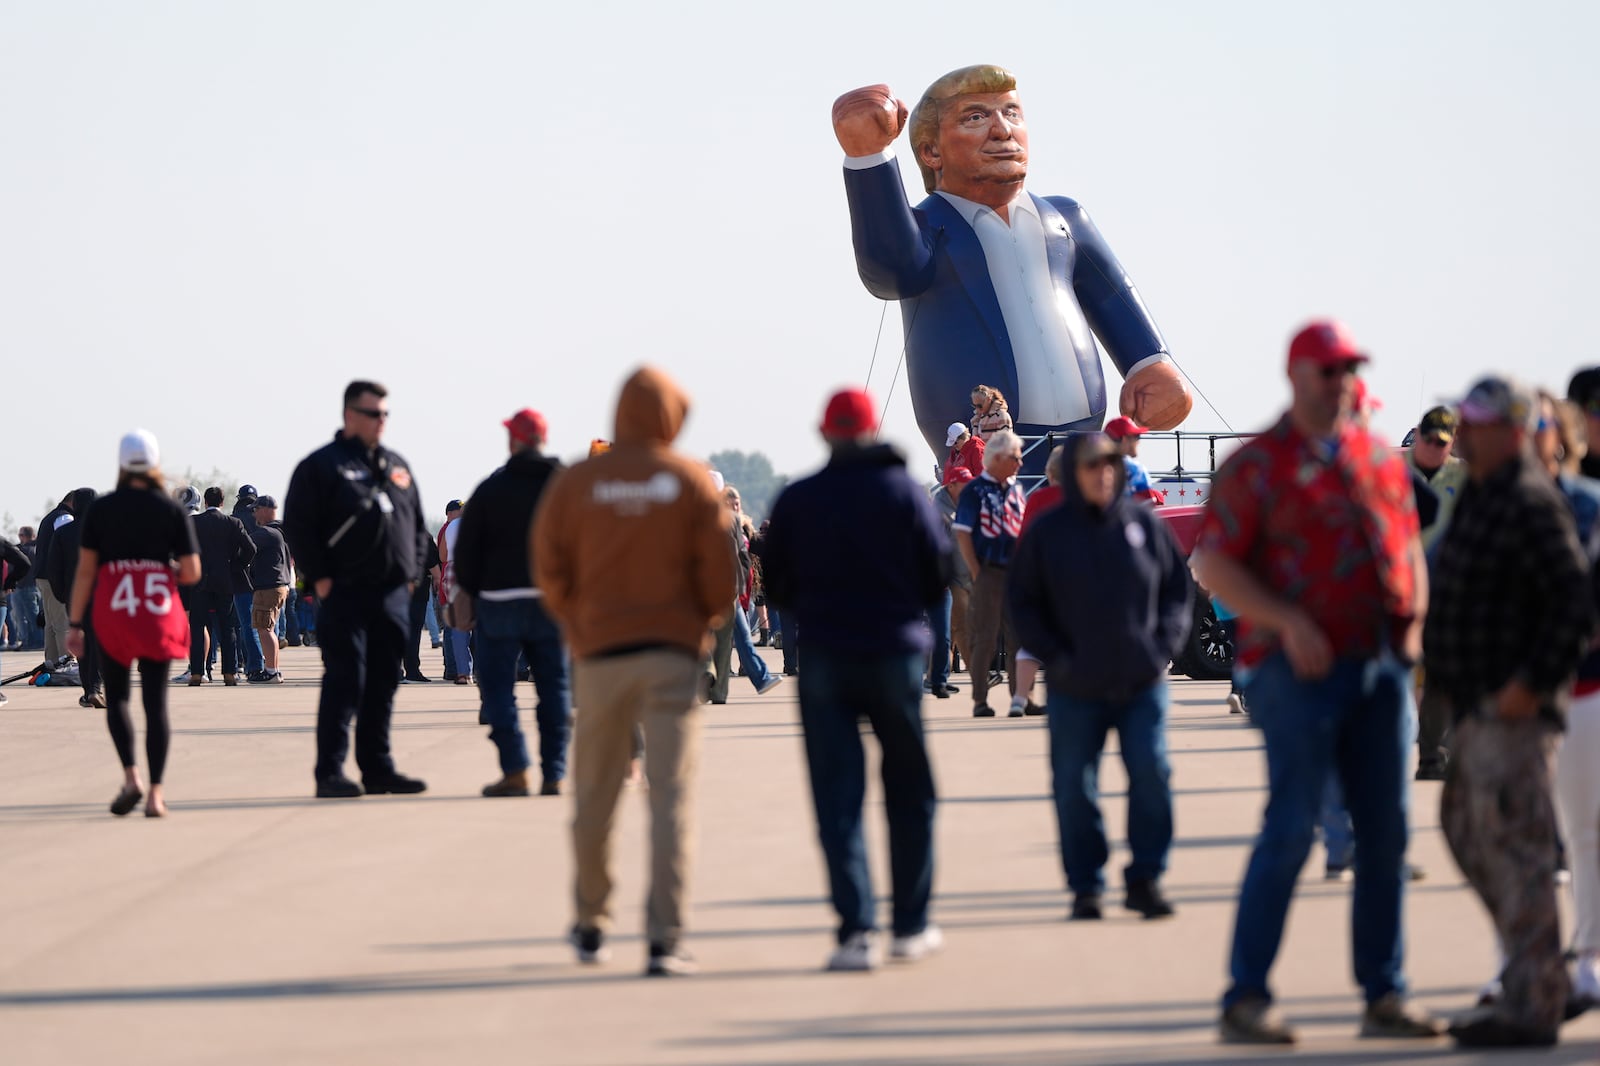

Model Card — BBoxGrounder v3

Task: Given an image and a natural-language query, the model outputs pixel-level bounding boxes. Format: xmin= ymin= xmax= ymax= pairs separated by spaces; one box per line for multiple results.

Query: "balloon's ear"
xmin=917 ymin=141 xmax=941 ymax=173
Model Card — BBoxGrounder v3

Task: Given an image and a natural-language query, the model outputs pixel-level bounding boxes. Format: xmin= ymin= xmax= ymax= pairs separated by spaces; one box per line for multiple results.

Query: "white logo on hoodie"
xmin=594 ymin=472 xmax=681 ymax=513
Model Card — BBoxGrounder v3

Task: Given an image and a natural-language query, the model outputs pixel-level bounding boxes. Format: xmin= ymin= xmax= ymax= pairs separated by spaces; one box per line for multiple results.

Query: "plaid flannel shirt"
xmin=1424 ymin=454 xmax=1596 ymax=722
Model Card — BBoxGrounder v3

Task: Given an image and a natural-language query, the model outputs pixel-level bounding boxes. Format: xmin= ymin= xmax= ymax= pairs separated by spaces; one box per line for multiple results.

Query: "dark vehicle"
xmin=1157 ymin=505 xmax=1234 ymax=681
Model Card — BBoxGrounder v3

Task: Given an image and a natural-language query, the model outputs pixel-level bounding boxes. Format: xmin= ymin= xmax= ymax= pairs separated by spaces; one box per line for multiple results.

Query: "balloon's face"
xmin=922 ymin=90 xmax=1028 ymax=205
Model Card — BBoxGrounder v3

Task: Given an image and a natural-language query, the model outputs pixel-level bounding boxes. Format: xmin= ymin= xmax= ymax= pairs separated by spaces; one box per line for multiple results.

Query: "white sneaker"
xmin=173 ymin=670 xmax=192 ymax=684
xmin=1576 ymin=953 xmax=1600 ymax=1005
xmin=889 ymin=924 xmax=943 ymax=962
xmin=825 ymin=930 xmax=880 ymax=972
xmin=1007 ymin=697 xmax=1026 ymax=718
xmin=1227 ymin=693 xmax=1246 ymax=715
xmin=756 ymin=675 xmax=784 ymax=696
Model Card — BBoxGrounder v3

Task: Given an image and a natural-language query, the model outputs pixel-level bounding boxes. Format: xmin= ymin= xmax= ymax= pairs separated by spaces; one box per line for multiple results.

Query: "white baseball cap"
xmin=944 ymin=422 xmax=968 ymax=447
xmin=118 ymin=428 xmax=160 ymax=472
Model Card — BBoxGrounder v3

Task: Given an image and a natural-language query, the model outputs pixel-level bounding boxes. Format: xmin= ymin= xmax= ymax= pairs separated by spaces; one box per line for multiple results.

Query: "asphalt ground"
xmin=3 ymin=644 xmax=1598 ymax=1065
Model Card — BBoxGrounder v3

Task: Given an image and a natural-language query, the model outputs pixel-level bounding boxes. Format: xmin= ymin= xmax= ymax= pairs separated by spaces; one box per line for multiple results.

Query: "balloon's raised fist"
xmin=832 ymin=85 xmax=907 ymax=157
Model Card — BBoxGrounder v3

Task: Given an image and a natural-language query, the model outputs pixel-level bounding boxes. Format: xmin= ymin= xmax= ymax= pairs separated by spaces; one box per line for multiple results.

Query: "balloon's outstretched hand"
xmin=1120 ymin=361 xmax=1192 ymax=431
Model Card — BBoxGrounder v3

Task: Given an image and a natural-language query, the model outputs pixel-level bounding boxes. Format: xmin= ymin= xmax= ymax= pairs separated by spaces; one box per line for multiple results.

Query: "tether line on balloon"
xmin=863 ymin=301 xmax=889 ymax=393
xmin=1175 ymin=359 xmax=1236 ymax=435
xmin=874 ymin=297 xmax=921 ymax=438
xmin=1080 ymin=251 xmax=1236 ymax=434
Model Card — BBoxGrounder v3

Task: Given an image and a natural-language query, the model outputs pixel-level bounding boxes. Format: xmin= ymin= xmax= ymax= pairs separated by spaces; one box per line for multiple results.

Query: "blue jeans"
xmin=12 ymin=585 xmax=43 ymax=648
xmin=448 ymin=625 xmax=473 ymax=678
xmin=234 ymin=591 xmax=264 ymax=674
xmin=474 ymin=598 xmax=572 ymax=781
xmin=424 ymin=597 xmax=441 ymax=644
xmin=1047 ymin=680 xmax=1173 ymax=897
xmin=1224 ymin=651 xmax=1412 ymax=1009
xmin=797 ymin=645 xmax=936 ymax=940
xmin=924 ymin=589 xmax=951 ymax=688
xmin=731 ymin=605 xmax=773 ymax=689
xmin=1322 ymin=777 xmax=1355 ymax=869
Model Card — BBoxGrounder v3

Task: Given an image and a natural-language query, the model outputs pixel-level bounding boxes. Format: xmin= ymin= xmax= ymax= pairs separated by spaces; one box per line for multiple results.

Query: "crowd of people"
xmin=4 ymin=332 xmax=1600 ymax=1051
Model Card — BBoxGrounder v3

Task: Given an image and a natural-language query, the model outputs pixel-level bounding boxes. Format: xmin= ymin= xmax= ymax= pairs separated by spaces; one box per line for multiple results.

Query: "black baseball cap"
xmin=1568 ymin=367 xmax=1600 ymax=411
xmin=445 ymin=499 xmax=463 ymax=514
xmin=1416 ymin=406 xmax=1457 ymax=442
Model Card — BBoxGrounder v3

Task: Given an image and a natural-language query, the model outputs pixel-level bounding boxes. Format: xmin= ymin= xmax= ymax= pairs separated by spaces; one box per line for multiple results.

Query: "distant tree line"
xmin=708 ymin=450 xmax=788 ymax=525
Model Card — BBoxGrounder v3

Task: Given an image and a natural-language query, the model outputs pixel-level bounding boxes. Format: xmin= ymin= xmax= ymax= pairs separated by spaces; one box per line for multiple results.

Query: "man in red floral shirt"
xmin=1193 ymin=320 xmax=1441 ymax=1046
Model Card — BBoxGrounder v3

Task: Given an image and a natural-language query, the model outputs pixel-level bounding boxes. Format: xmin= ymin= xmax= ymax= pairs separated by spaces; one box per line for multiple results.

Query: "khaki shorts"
xmin=252 ymin=586 xmax=290 ymax=629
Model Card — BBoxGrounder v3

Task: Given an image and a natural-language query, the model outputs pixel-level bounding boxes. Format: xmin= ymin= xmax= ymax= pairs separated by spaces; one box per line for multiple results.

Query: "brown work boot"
xmin=1220 ymin=995 xmax=1296 ymax=1045
xmin=481 ymin=771 xmax=531 ymax=797
xmin=1360 ymin=993 xmax=1444 ymax=1038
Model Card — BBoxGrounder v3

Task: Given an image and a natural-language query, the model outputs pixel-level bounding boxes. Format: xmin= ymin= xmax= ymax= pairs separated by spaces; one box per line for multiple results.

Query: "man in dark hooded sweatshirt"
xmin=1008 ymin=431 xmax=1192 ymax=922
xmin=761 ymin=388 xmax=952 ymax=972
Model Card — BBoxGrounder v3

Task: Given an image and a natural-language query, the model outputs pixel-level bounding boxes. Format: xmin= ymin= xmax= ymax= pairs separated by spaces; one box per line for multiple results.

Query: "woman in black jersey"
xmin=65 ymin=430 xmax=200 ymax=818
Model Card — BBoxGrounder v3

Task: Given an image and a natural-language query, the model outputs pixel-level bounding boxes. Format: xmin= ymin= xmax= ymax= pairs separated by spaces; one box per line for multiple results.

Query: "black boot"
xmin=1125 ymin=878 xmax=1175 ymax=919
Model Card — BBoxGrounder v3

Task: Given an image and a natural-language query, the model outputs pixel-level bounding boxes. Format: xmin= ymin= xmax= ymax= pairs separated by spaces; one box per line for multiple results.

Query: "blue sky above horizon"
xmin=4 ymin=0 xmax=1596 ymax=524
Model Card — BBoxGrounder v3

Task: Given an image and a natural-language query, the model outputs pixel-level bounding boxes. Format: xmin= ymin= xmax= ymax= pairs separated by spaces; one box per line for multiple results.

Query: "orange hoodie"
xmin=532 ymin=366 xmax=736 ymax=659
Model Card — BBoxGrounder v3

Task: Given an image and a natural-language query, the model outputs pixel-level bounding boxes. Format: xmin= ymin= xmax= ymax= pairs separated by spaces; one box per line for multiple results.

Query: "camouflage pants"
xmin=1441 ymin=713 xmax=1569 ymax=1030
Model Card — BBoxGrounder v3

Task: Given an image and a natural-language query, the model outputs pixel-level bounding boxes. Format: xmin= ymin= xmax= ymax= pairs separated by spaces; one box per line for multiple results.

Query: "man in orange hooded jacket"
xmin=533 ymin=365 xmax=737 ymax=978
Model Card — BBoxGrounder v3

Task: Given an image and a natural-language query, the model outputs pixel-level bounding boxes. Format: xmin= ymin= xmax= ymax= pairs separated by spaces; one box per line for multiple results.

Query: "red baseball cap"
xmin=820 ymin=388 xmax=878 ymax=438
xmin=1287 ymin=319 xmax=1369 ymax=371
xmin=1103 ymin=416 xmax=1149 ymax=441
xmin=503 ymin=408 xmax=547 ymax=444
xmin=942 ymin=465 xmax=976 ymax=487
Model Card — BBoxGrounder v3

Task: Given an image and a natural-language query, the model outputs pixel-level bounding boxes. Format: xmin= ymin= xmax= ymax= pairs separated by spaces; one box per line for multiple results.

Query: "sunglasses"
xmin=1418 ymin=434 xmax=1450 ymax=447
xmin=1319 ymin=362 xmax=1363 ymax=381
xmin=348 ymin=406 xmax=390 ymax=420
xmin=1078 ymin=455 xmax=1120 ymax=470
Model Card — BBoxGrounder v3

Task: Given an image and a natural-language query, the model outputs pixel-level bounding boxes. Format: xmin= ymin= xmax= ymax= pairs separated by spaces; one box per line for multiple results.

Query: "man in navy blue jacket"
xmin=761 ymin=388 xmax=951 ymax=973
xmin=1008 ymin=432 xmax=1192 ymax=921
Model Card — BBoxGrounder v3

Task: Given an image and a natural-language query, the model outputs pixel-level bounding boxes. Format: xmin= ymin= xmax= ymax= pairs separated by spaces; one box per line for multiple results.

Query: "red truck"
xmin=1157 ymin=504 xmax=1234 ymax=680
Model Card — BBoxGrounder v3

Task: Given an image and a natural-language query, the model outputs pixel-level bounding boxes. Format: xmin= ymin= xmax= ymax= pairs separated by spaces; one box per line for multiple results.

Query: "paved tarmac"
xmin=3 ymin=644 xmax=1599 ymax=1065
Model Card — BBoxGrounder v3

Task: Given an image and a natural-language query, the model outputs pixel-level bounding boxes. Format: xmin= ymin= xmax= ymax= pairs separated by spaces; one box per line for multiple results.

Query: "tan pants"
xmin=571 ymin=649 xmax=702 ymax=948
xmin=966 ymin=565 xmax=1016 ymax=706
xmin=37 ymin=578 xmax=69 ymax=664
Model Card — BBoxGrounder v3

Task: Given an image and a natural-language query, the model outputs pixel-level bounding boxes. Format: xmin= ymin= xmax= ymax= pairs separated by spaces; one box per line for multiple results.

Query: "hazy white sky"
xmin=4 ymin=0 xmax=1597 ymax=526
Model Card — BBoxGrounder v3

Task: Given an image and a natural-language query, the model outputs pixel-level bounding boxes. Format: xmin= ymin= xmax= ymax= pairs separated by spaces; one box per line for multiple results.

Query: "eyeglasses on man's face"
xmin=1319 ymin=362 xmax=1362 ymax=381
xmin=348 ymin=406 xmax=389 ymax=421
